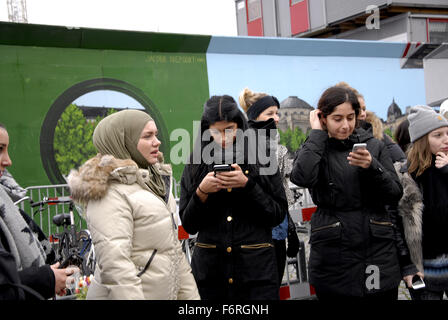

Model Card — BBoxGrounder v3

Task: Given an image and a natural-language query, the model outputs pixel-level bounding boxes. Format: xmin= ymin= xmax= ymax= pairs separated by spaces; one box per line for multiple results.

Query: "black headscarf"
xmin=246 ymin=95 xmax=280 ymax=120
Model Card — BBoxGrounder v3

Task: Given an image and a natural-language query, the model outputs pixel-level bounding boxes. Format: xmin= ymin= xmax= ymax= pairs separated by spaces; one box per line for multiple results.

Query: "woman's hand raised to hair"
xmin=309 ymin=110 xmax=324 ymax=130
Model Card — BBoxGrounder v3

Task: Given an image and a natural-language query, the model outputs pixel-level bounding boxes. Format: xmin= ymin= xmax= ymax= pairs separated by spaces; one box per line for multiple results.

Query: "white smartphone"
xmin=352 ymin=143 xmax=367 ymax=153
xmin=411 ymin=275 xmax=426 ymax=290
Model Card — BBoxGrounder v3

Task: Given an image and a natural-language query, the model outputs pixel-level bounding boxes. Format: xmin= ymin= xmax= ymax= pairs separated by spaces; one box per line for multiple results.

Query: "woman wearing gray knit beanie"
xmin=394 ymin=105 xmax=448 ymax=300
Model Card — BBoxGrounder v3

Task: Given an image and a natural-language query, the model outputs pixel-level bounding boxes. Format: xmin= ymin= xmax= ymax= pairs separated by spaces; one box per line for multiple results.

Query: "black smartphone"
xmin=213 ymin=164 xmax=234 ymax=173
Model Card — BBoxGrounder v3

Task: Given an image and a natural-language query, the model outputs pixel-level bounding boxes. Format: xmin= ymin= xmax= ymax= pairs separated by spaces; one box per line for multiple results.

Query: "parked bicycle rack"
xmin=16 ymin=184 xmax=86 ymax=238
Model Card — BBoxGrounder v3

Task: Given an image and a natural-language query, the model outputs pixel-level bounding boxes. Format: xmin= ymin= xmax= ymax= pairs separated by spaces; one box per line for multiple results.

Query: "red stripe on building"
xmin=246 ymin=0 xmax=264 ymax=36
xmin=402 ymin=42 xmax=411 ymax=58
xmin=290 ymin=0 xmax=310 ymax=36
xmin=247 ymin=18 xmax=264 ymax=36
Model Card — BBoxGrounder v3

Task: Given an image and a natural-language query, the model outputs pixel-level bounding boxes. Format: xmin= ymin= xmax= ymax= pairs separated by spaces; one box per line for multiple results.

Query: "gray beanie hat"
xmin=408 ymin=105 xmax=448 ymax=143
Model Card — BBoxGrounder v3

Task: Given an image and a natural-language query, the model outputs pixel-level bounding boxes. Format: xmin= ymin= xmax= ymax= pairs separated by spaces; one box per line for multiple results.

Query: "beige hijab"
xmin=92 ymin=109 xmax=166 ymax=198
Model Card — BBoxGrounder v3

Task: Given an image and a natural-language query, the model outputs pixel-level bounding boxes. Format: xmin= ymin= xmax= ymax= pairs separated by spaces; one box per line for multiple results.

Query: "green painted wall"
xmin=1 ymin=26 xmax=210 ymax=187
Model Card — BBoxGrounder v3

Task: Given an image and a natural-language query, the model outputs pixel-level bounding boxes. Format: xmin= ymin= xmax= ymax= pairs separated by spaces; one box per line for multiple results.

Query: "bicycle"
xmin=30 ymin=197 xmax=96 ymax=277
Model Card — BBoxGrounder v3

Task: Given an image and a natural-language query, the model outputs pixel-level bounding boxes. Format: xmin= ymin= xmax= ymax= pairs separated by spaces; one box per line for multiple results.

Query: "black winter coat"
xmin=290 ymin=128 xmax=403 ymax=296
xmin=179 ymin=161 xmax=288 ymax=300
xmin=0 ymin=228 xmax=53 ymax=300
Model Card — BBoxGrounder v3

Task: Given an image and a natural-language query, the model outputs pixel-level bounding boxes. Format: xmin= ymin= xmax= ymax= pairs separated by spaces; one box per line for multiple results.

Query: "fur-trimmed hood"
xmin=69 ymin=154 xmax=200 ymax=300
xmin=394 ymin=161 xmax=424 ymax=272
xmin=67 ymin=154 xmax=152 ymax=205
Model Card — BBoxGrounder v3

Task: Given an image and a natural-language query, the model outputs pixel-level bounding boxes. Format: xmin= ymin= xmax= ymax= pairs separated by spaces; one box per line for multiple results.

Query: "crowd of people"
xmin=1 ymin=84 xmax=447 ymax=301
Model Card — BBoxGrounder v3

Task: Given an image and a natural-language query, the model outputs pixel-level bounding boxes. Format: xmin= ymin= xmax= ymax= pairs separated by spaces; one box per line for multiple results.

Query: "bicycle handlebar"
xmin=30 ymin=196 xmax=73 ymax=208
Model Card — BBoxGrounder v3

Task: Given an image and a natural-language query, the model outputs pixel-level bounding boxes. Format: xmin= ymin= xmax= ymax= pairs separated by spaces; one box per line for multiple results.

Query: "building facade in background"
xmin=235 ymin=0 xmax=448 ymax=107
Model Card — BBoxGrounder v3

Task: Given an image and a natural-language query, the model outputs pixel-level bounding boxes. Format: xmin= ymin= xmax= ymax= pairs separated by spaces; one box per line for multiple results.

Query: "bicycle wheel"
xmin=82 ymin=244 xmax=96 ymax=276
xmin=78 ymin=230 xmax=95 ymax=276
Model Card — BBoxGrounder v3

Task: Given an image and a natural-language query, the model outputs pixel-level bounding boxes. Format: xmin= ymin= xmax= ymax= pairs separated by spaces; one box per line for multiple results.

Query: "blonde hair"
xmin=365 ymin=111 xmax=383 ymax=140
xmin=407 ymin=135 xmax=433 ymax=177
xmin=335 ymin=81 xmax=364 ymax=100
xmin=238 ymin=87 xmax=268 ymax=113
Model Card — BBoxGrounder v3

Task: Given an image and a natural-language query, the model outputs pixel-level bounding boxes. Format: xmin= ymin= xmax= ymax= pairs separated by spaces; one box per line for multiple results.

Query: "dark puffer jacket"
xmin=290 ymin=128 xmax=403 ymax=296
xmin=179 ymin=160 xmax=288 ymax=300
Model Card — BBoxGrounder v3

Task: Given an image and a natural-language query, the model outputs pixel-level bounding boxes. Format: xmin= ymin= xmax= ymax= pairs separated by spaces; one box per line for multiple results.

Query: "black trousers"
xmin=316 ymin=287 xmax=398 ymax=301
xmin=409 ymin=288 xmax=448 ymax=300
xmin=273 ymin=239 xmax=286 ymax=286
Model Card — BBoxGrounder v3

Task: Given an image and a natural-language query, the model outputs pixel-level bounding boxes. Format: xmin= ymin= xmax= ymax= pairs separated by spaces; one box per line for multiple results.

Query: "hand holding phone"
xmin=213 ymin=164 xmax=248 ymax=190
xmin=348 ymin=143 xmax=371 ymax=169
xmin=352 ymin=143 xmax=367 ymax=153
xmin=411 ymin=275 xmax=425 ymax=290
xmin=213 ymin=164 xmax=234 ymax=174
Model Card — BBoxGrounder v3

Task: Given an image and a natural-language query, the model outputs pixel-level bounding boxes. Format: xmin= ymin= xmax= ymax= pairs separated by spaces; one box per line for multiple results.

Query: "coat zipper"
xmin=312 ymin=222 xmax=341 ymax=233
xmin=137 ymin=249 xmax=157 ymax=277
xmin=369 ymin=219 xmax=394 ymax=227
xmin=240 ymin=243 xmax=274 ymax=249
xmin=195 ymin=242 xmax=217 ymax=249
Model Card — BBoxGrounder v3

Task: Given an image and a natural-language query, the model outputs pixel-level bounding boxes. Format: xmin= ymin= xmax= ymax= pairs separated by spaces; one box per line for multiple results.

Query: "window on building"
xmin=247 ymin=0 xmax=262 ymax=22
xmin=289 ymin=0 xmax=309 ymax=35
xmin=290 ymin=0 xmax=304 ymax=6
xmin=428 ymin=19 xmax=448 ymax=43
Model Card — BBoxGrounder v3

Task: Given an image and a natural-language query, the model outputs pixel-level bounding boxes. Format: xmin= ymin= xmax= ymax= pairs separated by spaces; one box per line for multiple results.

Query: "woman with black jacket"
xmin=238 ymin=88 xmax=299 ymax=288
xmin=0 ymin=123 xmax=72 ymax=299
xmin=290 ymin=86 xmax=404 ymax=300
xmin=179 ymin=95 xmax=288 ymax=300
xmin=396 ymin=105 xmax=448 ymax=300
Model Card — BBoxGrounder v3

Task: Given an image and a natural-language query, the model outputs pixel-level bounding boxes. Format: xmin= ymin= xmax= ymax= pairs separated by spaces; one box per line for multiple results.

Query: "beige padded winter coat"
xmin=68 ymin=154 xmax=200 ymax=300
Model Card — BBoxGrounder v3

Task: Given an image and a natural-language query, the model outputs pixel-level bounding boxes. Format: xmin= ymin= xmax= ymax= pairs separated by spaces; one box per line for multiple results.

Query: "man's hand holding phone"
xmin=348 ymin=143 xmax=372 ymax=169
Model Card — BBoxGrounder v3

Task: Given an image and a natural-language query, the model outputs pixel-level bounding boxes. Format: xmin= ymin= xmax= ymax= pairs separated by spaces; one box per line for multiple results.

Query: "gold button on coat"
xmin=245 ymin=170 xmax=249 ymax=174
xmin=227 ymin=216 xmax=232 ymax=222
xmin=226 ymin=247 xmax=232 ymax=253
xmin=228 ymin=278 xmax=233 ymax=284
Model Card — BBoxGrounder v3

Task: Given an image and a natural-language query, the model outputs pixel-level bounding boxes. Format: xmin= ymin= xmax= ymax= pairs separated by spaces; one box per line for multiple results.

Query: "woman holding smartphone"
xmin=290 ymin=86 xmax=404 ymax=300
xmin=395 ymin=105 xmax=448 ymax=300
xmin=179 ymin=95 xmax=288 ymax=300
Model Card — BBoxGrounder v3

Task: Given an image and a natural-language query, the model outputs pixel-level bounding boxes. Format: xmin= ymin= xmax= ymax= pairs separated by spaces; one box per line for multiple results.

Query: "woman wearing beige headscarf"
xmin=67 ymin=110 xmax=200 ymax=300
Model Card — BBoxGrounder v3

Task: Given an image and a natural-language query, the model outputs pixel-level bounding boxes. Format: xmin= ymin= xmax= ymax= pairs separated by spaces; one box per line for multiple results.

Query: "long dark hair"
xmin=394 ymin=118 xmax=410 ymax=154
xmin=200 ymin=95 xmax=248 ymax=142
xmin=187 ymin=95 xmax=250 ymax=188
xmin=318 ymin=86 xmax=360 ymax=124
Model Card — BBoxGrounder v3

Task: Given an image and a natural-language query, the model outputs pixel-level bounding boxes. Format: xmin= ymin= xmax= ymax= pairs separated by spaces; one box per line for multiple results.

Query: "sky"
xmin=0 ymin=0 xmax=427 ymax=120
xmin=206 ymin=54 xmax=426 ymax=121
xmin=73 ymin=90 xmax=144 ymax=110
xmin=0 ymin=0 xmax=238 ymax=36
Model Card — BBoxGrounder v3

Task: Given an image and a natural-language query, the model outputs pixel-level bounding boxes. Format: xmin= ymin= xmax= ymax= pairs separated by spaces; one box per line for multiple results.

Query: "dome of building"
xmin=387 ymin=98 xmax=402 ymax=118
xmin=280 ymin=96 xmax=314 ymax=110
